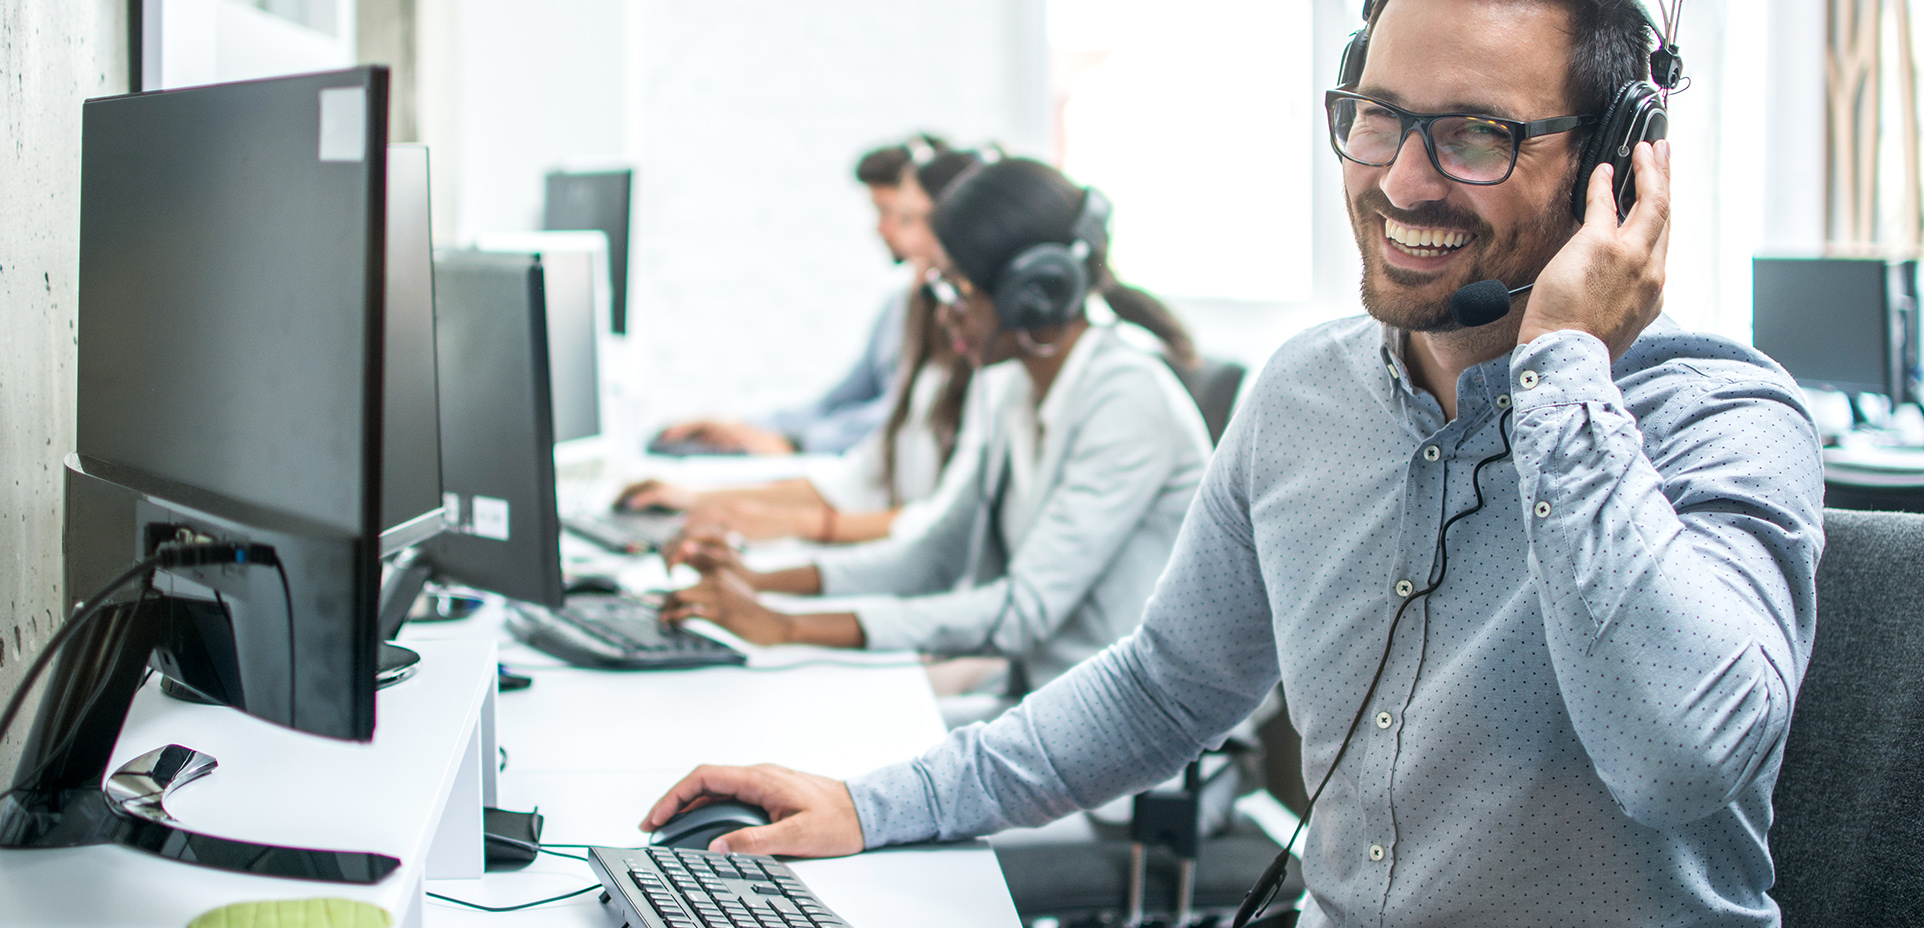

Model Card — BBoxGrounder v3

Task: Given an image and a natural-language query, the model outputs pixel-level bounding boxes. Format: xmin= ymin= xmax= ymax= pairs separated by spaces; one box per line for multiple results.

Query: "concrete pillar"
xmin=0 ymin=0 xmax=128 ymax=775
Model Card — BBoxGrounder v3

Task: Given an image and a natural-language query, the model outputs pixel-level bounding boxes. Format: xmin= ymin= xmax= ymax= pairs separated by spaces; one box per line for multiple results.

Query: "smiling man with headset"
xmin=641 ymin=2 xmax=1825 ymax=925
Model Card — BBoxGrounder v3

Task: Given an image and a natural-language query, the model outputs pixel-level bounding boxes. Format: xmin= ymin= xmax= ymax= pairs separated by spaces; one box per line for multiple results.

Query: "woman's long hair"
xmin=880 ymin=150 xmax=982 ymax=505
xmin=931 ymin=157 xmax=1198 ymax=370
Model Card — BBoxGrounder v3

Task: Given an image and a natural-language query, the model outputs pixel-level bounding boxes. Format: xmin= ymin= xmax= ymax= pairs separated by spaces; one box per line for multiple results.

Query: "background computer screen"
xmin=1753 ymin=257 xmax=1893 ymax=397
xmin=425 ymin=250 xmax=567 ymax=609
xmin=381 ymin=143 xmax=446 ymax=552
xmin=78 ymin=71 xmax=386 ymax=536
xmin=544 ymin=169 xmax=633 ymax=334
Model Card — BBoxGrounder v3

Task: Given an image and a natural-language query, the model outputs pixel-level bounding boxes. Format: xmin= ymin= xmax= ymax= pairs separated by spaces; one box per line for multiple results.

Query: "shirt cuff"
xmin=1509 ymin=329 xmax=1622 ymax=412
xmin=844 ymin=761 xmax=943 ymax=849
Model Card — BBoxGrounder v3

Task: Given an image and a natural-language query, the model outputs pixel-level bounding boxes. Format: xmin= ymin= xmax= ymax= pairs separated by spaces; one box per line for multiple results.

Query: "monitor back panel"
xmin=75 ymin=68 xmax=391 ymax=741
xmin=79 ymin=69 xmax=388 ymax=537
xmin=426 ymin=251 xmax=566 ymax=609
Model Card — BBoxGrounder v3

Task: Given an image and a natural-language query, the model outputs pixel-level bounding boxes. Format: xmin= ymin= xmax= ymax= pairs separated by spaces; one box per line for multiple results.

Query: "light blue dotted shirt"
xmin=846 ymin=315 xmax=1826 ymax=928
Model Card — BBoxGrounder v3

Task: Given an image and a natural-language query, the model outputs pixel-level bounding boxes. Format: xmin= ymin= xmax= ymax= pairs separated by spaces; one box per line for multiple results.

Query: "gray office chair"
xmin=992 ymin=699 xmax=1304 ymax=927
xmin=1171 ymin=356 xmax=1247 ymax=447
xmin=1769 ymin=508 xmax=1924 ymax=927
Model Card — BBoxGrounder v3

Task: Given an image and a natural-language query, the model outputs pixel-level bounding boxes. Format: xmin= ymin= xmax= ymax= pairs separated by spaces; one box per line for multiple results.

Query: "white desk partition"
xmin=0 ymin=639 xmax=499 ymax=928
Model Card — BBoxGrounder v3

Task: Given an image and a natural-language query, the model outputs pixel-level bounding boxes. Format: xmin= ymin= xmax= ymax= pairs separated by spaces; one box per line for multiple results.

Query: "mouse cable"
xmin=426 ymin=884 xmax=603 ymax=913
xmin=1233 ymin=408 xmax=1514 ymax=928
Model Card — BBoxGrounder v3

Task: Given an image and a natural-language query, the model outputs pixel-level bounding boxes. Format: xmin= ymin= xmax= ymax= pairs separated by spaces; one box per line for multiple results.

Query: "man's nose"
xmin=1379 ymin=131 xmax=1453 ymax=210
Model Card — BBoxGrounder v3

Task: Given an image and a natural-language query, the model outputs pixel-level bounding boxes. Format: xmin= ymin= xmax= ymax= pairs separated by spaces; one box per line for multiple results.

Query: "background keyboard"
xmin=588 ymin=845 xmax=850 ymax=928
xmin=506 ymin=594 xmax=745 ymax=670
xmin=563 ymin=511 xmax=684 ymax=554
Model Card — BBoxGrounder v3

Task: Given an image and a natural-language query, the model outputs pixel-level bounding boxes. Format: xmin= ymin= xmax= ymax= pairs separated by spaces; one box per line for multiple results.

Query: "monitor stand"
xmin=0 ymin=596 xmax=401 ymax=883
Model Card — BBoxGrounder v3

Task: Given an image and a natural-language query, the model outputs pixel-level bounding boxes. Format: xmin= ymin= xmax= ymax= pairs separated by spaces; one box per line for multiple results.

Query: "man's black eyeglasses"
xmin=1325 ymin=90 xmax=1595 ymax=185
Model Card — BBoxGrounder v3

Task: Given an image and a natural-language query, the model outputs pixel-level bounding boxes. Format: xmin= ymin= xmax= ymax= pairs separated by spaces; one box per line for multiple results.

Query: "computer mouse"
xmin=649 ymin=799 xmax=771 ymax=851
xmin=564 ymin=575 xmax=623 ymax=596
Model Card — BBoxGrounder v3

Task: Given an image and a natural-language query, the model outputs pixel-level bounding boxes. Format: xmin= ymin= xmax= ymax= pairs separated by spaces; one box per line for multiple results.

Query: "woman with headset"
xmin=662 ymin=158 xmax=1212 ymax=724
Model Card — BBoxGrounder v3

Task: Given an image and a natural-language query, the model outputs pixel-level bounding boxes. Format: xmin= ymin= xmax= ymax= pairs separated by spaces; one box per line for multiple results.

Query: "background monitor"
xmin=475 ymin=231 xmax=606 ymax=445
xmin=424 ymin=250 xmax=567 ymax=610
xmin=1753 ymin=257 xmax=1898 ymax=398
xmin=381 ymin=143 xmax=446 ymax=554
xmin=543 ymin=168 xmax=633 ymax=334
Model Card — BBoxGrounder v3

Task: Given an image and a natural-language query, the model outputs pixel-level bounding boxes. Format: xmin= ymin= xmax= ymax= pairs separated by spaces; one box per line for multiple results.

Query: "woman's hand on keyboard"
xmin=663 ymin=529 xmax=750 ymax=577
xmin=643 ymin=763 xmax=864 ymax=858
xmin=661 ymin=570 xmax=796 ymax=645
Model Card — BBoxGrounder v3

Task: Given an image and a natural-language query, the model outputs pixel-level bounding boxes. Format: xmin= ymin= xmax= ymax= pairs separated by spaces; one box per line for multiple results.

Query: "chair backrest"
xmin=1770 ymin=508 xmax=1924 ymax=927
xmin=1173 ymin=356 xmax=1246 ymax=447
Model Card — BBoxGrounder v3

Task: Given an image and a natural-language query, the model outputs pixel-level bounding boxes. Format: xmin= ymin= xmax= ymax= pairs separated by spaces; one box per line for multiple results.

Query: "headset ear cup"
xmin=1572 ymin=81 xmax=1665 ymax=224
xmin=995 ymin=244 xmax=1088 ymax=331
xmin=1338 ymin=26 xmax=1370 ymax=88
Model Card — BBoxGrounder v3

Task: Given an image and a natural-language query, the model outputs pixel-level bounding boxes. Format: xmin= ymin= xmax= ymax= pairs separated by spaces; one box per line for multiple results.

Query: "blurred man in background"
xmin=651 ymin=133 xmax=950 ymax=456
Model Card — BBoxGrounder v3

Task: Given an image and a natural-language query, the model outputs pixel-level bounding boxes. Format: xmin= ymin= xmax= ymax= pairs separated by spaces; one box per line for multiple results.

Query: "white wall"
xmin=0 ymin=0 xmax=126 ymax=775
xmin=423 ymin=0 xmax=1050 ymax=436
xmin=146 ymin=0 xmax=354 ymax=90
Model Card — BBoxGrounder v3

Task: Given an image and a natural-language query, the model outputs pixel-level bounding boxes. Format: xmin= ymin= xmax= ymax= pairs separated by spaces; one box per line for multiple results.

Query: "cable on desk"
xmin=738 ymin=657 xmax=927 ymax=672
xmin=426 ymin=884 xmax=602 ymax=912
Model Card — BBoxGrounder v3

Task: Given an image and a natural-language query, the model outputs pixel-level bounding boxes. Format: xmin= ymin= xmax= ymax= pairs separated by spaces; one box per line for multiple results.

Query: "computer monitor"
xmin=420 ymin=250 xmax=568 ymax=610
xmin=475 ymin=231 xmax=606 ymax=445
xmin=1753 ymin=257 xmax=1903 ymax=399
xmin=543 ymin=168 xmax=633 ymax=334
xmin=13 ymin=67 xmax=399 ymax=883
xmin=381 ymin=143 xmax=447 ymax=554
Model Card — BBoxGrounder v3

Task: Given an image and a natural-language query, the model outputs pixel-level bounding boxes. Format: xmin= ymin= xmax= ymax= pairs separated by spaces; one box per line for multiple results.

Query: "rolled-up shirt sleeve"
xmin=1508 ymin=329 xmax=1824 ymax=828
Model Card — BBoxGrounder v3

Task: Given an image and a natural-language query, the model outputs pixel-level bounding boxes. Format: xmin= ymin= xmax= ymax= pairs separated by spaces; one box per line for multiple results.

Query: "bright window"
xmin=1050 ymin=0 xmax=1315 ymax=303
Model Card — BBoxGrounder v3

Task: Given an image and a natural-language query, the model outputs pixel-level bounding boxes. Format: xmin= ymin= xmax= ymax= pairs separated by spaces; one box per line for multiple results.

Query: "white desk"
xmin=0 ymin=639 xmax=499 ymax=928
xmin=403 ymin=604 xmax=1023 ymax=927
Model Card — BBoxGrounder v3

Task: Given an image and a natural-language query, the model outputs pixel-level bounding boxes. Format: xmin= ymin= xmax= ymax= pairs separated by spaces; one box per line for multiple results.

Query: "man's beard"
xmin=1348 ymin=171 xmax=1576 ymax=333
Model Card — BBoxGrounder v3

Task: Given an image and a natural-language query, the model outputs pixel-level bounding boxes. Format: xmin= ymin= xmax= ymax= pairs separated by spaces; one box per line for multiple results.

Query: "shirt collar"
xmin=1376 ymin=320 xmax=1518 ymax=422
xmin=1034 ymin=323 xmax=1109 ymax=431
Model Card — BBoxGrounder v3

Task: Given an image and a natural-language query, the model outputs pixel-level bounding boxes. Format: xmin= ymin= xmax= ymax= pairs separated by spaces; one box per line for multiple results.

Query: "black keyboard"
xmin=588 ymin=846 xmax=849 ymax=928
xmin=505 ymin=594 xmax=746 ymax=670
xmin=563 ymin=511 xmax=684 ymax=555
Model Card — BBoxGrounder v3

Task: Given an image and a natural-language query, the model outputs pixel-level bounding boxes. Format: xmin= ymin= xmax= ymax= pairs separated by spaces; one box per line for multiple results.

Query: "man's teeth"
xmin=1384 ymin=217 xmax=1471 ymax=256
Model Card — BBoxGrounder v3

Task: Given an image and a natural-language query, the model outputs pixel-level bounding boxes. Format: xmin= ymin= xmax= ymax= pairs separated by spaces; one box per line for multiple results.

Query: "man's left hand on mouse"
xmin=1518 ymin=138 xmax=1671 ymax=359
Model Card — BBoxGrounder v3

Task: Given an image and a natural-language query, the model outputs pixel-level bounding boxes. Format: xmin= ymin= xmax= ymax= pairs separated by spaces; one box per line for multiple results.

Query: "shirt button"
xmin=1518 ymin=370 xmax=1541 ymax=390
xmin=1393 ymin=579 xmax=1414 ymax=598
xmin=1422 ymin=445 xmax=1440 ymax=462
xmin=1375 ymin=711 xmax=1393 ymax=729
xmin=1534 ymin=500 xmax=1552 ymax=518
xmin=1387 ymin=362 xmax=1400 ymax=381
xmin=1496 ymin=393 xmax=1512 ymax=409
xmin=1369 ymin=844 xmax=1386 ymax=861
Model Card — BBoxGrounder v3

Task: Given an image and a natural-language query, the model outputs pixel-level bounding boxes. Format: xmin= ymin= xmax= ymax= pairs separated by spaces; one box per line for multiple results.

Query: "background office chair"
xmin=1172 ymin=356 xmax=1247 ymax=447
xmin=1770 ymin=508 xmax=1924 ymax=927
xmin=993 ymin=694 xmax=1306 ymax=927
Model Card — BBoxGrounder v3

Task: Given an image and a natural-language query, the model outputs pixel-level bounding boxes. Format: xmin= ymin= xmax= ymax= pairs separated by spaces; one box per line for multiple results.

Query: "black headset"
xmin=1337 ymin=0 xmax=1683 ymax=224
xmin=991 ymin=187 xmax=1113 ymax=331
